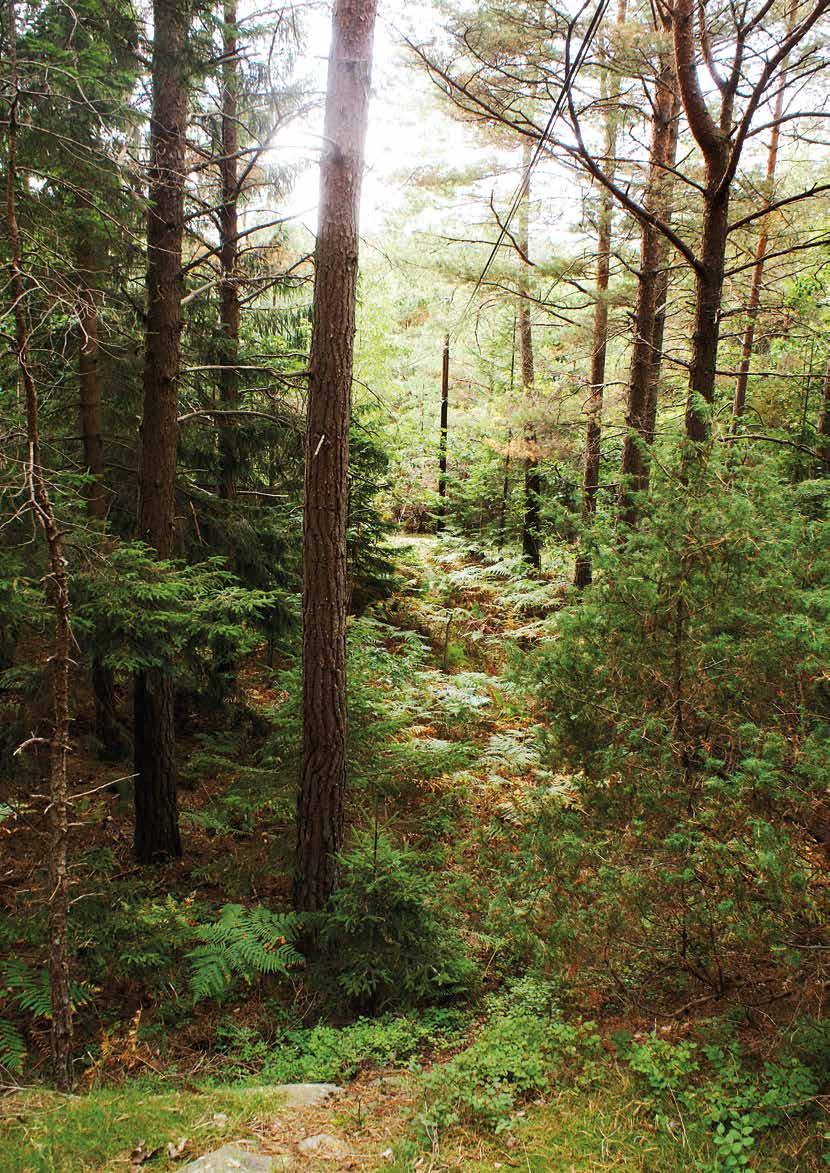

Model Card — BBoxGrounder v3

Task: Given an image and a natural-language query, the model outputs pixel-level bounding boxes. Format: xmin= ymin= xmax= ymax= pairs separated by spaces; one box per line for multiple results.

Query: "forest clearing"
xmin=1 ymin=0 xmax=828 ymax=1167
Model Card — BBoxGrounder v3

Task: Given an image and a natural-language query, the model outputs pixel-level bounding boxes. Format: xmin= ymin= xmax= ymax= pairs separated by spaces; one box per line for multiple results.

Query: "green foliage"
xmin=0 ymin=1017 xmax=26 ymax=1074
xmin=316 ymin=830 xmax=476 ymax=1009
xmin=522 ymin=455 xmax=829 ymax=996
xmin=215 ymin=1006 xmax=468 ymax=1083
xmin=623 ymin=1027 xmax=822 ymax=1170
xmin=73 ymin=543 xmax=292 ymax=684
xmin=415 ymin=978 xmax=600 ymax=1138
xmin=0 ymin=961 xmax=94 ymax=1075
xmin=188 ymin=904 xmax=301 ymax=1002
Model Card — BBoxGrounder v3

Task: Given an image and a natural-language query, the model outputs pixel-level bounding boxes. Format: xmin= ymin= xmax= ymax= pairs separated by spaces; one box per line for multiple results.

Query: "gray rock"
xmin=275 ymin=1082 xmax=340 ymax=1108
xmin=296 ymin=1133 xmax=352 ymax=1160
xmin=181 ymin=1143 xmax=289 ymax=1171
xmin=239 ymin=1083 xmax=340 ymax=1109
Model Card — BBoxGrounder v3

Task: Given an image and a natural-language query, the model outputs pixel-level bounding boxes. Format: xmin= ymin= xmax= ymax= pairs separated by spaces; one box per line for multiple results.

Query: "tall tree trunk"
xmin=498 ymin=315 xmax=516 ymax=551
xmin=618 ymin=48 xmax=680 ymax=525
xmin=437 ymin=332 xmax=449 ymax=528
xmin=731 ymin=0 xmax=796 ymax=431
xmin=673 ymin=0 xmax=735 ymax=446
xmin=574 ymin=0 xmax=625 ymax=586
xmin=685 ymin=173 xmax=729 ymax=442
xmin=134 ymin=0 xmax=189 ymax=863
xmin=817 ymin=355 xmax=830 ymax=472
xmin=76 ymin=237 xmax=124 ymax=758
xmin=217 ymin=0 xmax=240 ymax=501
xmin=295 ymin=0 xmax=378 ymax=913
xmin=518 ymin=141 xmax=541 ymax=571
xmin=5 ymin=0 xmax=74 ymax=1088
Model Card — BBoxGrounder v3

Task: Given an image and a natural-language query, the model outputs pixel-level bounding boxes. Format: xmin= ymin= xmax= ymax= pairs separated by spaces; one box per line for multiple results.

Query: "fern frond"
xmin=0 ymin=1018 xmax=25 ymax=1074
xmin=187 ymin=904 xmax=301 ymax=1002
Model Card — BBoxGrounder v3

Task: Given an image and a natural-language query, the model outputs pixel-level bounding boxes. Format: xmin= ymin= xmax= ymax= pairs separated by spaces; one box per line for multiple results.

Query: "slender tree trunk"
xmin=817 ymin=355 xmax=830 ymax=472
xmin=518 ymin=142 xmax=541 ymax=571
xmin=498 ymin=315 xmax=516 ymax=551
xmin=5 ymin=0 xmax=73 ymax=1088
xmin=437 ymin=332 xmax=449 ymax=529
xmin=76 ymin=237 xmax=124 ymax=758
xmin=498 ymin=429 xmax=511 ymax=551
xmin=295 ymin=0 xmax=378 ymax=913
xmin=575 ymin=0 xmax=625 ymax=585
xmin=134 ymin=0 xmax=189 ymax=863
xmin=731 ymin=0 xmax=796 ymax=431
xmin=618 ymin=50 xmax=680 ymax=525
xmin=217 ymin=0 xmax=240 ymax=501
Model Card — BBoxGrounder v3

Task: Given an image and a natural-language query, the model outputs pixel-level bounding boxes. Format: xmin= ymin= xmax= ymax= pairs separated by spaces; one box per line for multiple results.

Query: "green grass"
xmin=0 ymin=1081 xmax=287 ymax=1172
xmin=391 ymin=1071 xmax=826 ymax=1171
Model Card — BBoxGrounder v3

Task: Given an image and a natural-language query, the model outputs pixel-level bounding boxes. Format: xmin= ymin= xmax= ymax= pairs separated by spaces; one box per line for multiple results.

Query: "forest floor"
xmin=2 ymin=535 xmax=826 ymax=1170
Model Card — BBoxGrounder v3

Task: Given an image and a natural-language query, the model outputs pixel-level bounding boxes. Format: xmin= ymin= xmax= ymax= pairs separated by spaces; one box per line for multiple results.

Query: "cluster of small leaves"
xmin=215 ymin=1006 xmax=468 ymax=1082
xmin=415 ymin=978 xmax=600 ymax=1139
xmin=624 ymin=1028 xmax=823 ymax=1170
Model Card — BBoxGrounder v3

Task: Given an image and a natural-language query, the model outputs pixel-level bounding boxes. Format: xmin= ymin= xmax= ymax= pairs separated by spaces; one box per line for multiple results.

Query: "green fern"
xmin=0 ymin=1017 xmax=25 ymax=1074
xmin=2 ymin=961 xmax=94 ymax=1019
xmin=188 ymin=904 xmax=301 ymax=1002
xmin=3 ymin=961 xmax=52 ymax=1019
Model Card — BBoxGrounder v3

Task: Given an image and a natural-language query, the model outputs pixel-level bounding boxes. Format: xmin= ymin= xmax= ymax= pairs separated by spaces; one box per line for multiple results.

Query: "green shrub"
xmin=316 ymin=830 xmax=476 ymax=1009
xmin=214 ymin=1007 xmax=468 ymax=1083
xmin=521 ymin=456 xmax=829 ymax=998
xmin=415 ymin=979 xmax=600 ymax=1138
xmin=624 ymin=1028 xmax=822 ymax=1170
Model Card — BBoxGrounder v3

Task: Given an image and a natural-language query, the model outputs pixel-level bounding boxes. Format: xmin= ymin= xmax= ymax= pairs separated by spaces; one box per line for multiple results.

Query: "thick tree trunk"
xmin=134 ymin=0 xmax=188 ymax=863
xmin=685 ymin=180 xmax=729 ymax=442
xmin=217 ymin=0 xmax=240 ymax=501
xmin=295 ymin=0 xmax=377 ymax=913
xmin=518 ymin=142 xmax=541 ymax=571
xmin=618 ymin=51 xmax=680 ymax=526
xmin=437 ymin=332 xmax=449 ymax=528
xmin=76 ymin=237 xmax=124 ymax=758
xmin=5 ymin=0 xmax=74 ymax=1087
xmin=575 ymin=0 xmax=625 ymax=585
xmin=672 ymin=0 xmax=735 ymax=446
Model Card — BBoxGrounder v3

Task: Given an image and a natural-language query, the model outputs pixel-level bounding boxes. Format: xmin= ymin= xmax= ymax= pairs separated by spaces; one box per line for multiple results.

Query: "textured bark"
xmin=217 ymin=0 xmax=240 ymax=501
xmin=818 ymin=355 xmax=830 ymax=472
xmin=618 ymin=49 xmax=680 ymax=526
xmin=134 ymin=0 xmax=188 ymax=863
xmin=76 ymin=237 xmax=124 ymax=758
xmin=76 ymin=238 xmax=108 ymax=522
xmin=673 ymin=0 xmax=733 ymax=445
xmin=437 ymin=333 xmax=449 ymax=528
xmin=5 ymin=0 xmax=74 ymax=1087
xmin=518 ymin=141 xmax=541 ymax=571
xmin=498 ymin=429 xmax=511 ymax=551
xmin=295 ymin=0 xmax=378 ymax=913
xmin=731 ymin=0 xmax=797 ymax=430
xmin=574 ymin=0 xmax=625 ymax=586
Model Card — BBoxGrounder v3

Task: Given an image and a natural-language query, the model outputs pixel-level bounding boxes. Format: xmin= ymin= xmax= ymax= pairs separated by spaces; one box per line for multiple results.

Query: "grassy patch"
xmin=0 ymin=1082 xmax=287 ymax=1172
xmin=392 ymin=1069 xmax=825 ymax=1171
